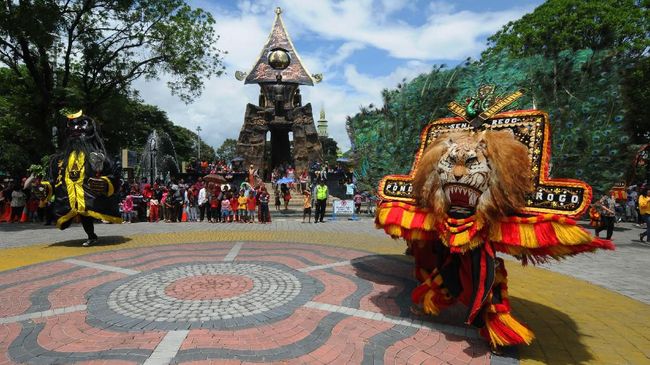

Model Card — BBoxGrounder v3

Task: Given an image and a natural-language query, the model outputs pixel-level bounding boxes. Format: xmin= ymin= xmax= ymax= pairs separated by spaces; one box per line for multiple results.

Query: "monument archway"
xmin=234 ymin=7 xmax=323 ymax=176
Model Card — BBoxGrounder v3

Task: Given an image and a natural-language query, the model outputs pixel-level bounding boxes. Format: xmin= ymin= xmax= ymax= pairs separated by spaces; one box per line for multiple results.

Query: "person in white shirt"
xmin=198 ymin=186 xmax=208 ymax=222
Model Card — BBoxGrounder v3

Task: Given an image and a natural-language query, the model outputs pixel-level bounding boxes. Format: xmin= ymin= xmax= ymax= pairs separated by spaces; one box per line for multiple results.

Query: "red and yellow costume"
xmin=377 ymin=202 xmax=613 ymax=346
xmin=374 ymin=97 xmax=615 ymax=349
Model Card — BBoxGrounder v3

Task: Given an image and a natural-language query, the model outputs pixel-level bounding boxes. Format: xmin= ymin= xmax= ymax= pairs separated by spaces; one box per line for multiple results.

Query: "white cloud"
xmin=277 ymin=0 xmax=530 ymax=60
xmin=343 ymin=61 xmax=433 ymax=100
xmin=325 ymin=42 xmax=366 ymax=69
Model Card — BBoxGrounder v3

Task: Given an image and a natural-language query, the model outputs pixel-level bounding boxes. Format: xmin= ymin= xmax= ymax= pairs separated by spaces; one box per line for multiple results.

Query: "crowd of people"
xmin=0 ymin=159 xmax=379 ymax=226
xmin=590 ymin=184 xmax=650 ymax=242
xmin=0 ymin=177 xmax=55 ymax=224
xmin=9 ymin=168 xmax=650 ymax=242
xmin=117 ymin=177 xmax=273 ymax=224
xmin=185 ymin=159 xmax=244 ymax=175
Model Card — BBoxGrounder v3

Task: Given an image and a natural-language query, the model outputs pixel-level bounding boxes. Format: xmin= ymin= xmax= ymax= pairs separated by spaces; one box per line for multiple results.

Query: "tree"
xmin=215 ymin=138 xmax=237 ymax=162
xmin=0 ymin=68 xmax=42 ymax=175
xmin=319 ymin=136 xmax=339 ymax=166
xmin=621 ymin=55 xmax=650 ymax=143
xmin=0 ymin=0 xmax=225 ymax=128
xmin=484 ymin=0 xmax=649 ymax=59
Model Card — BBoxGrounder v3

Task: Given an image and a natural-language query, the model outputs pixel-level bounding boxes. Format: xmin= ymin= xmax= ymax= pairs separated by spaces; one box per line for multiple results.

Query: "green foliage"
xmin=621 ymin=55 xmax=650 ymax=142
xmin=0 ymin=0 xmax=225 ymax=125
xmin=0 ymin=69 xmax=46 ymax=175
xmin=349 ymin=50 xmax=638 ymax=196
xmin=319 ymin=136 xmax=339 ymax=166
xmin=0 ymin=0 xmax=224 ymax=176
xmin=485 ymin=0 xmax=649 ymax=59
xmin=216 ymin=138 xmax=238 ymax=162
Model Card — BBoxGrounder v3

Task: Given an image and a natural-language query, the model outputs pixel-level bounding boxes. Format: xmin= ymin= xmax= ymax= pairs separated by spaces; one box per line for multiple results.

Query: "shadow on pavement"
xmin=350 ymin=254 xmax=592 ymax=362
xmin=48 ymin=235 xmax=132 ymax=248
xmin=350 ymin=254 xmax=415 ymax=315
xmin=350 ymin=254 xmax=492 ymax=356
xmin=512 ymin=296 xmax=592 ymax=364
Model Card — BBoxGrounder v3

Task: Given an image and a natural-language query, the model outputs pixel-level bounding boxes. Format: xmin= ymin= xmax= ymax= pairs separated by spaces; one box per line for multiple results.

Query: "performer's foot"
xmin=82 ymin=238 xmax=98 ymax=247
xmin=409 ymin=305 xmax=424 ymax=316
xmin=490 ymin=344 xmax=503 ymax=355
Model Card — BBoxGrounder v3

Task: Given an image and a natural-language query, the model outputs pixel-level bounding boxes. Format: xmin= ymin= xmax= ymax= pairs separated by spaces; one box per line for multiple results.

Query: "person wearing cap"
xmin=28 ymin=110 xmax=121 ymax=246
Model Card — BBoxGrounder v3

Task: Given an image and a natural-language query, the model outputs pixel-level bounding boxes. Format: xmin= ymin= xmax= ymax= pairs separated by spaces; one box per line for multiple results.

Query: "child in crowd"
xmin=302 ymin=190 xmax=312 ymax=223
xmin=238 ymin=191 xmax=248 ymax=222
xmin=148 ymin=195 xmax=159 ymax=222
xmin=161 ymin=189 xmax=170 ymax=222
xmin=247 ymin=191 xmax=256 ymax=223
xmin=274 ymin=189 xmax=281 ymax=211
xmin=27 ymin=195 xmax=39 ymax=222
xmin=354 ymin=191 xmax=363 ymax=214
xmin=282 ymin=184 xmax=291 ymax=211
xmin=230 ymin=192 xmax=240 ymax=222
xmin=221 ymin=193 xmax=232 ymax=222
xmin=37 ymin=194 xmax=47 ymax=222
xmin=121 ymin=194 xmax=134 ymax=223
xmin=258 ymin=187 xmax=270 ymax=223
xmin=209 ymin=191 xmax=220 ymax=222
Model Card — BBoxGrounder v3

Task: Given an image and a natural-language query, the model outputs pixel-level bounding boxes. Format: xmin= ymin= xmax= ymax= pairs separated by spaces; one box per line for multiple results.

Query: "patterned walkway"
xmin=0 ymin=224 xmax=649 ymax=364
xmin=0 ymin=241 xmax=490 ymax=364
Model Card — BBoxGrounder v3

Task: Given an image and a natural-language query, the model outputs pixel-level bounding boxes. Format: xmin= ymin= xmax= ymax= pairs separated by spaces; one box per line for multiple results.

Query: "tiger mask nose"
xmin=452 ymin=166 xmax=467 ymax=181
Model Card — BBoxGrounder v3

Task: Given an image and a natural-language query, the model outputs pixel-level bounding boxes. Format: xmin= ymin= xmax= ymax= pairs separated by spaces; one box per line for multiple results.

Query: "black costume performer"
xmin=37 ymin=111 xmax=121 ymax=246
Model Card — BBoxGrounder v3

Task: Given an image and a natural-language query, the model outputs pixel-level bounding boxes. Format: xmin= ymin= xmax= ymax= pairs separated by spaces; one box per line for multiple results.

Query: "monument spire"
xmin=244 ymin=7 xmax=316 ymax=85
xmin=317 ymin=105 xmax=328 ymax=137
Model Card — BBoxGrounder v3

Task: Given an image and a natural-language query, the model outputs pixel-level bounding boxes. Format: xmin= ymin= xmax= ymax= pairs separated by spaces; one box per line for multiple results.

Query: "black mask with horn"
xmin=63 ymin=110 xmax=107 ymax=159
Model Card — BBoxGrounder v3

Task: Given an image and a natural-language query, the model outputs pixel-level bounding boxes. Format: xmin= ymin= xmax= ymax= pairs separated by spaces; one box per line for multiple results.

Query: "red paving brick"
xmin=0 ymin=261 xmax=76 ymax=286
xmin=129 ymin=254 xmax=228 ymax=271
xmin=35 ymin=312 xmax=163 ymax=352
xmin=0 ymin=267 xmax=99 ymax=317
xmin=0 ymin=323 xmax=20 ymax=365
xmin=48 ymin=272 xmax=124 ymax=308
xmin=180 ymin=307 xmax=329 ymax=351
xmin=96 ymin=246 xmax=231 ymax=267
xmin=166 ymin=274 xmax=254 ymax=300
xmin=333 ymin=265 xmax=405 ymax=315
xmin=309 ymin=269 xmax=358 ymax=305
xmin=236 ymin=253 xmax=319 ymax=269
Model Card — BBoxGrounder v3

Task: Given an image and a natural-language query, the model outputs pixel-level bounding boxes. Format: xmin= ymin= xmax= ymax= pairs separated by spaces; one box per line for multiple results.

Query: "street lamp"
xmin=196 ymin=126 xmax=202 ymax=161
xmin=150 ymin=137 xmax=157 ymax=184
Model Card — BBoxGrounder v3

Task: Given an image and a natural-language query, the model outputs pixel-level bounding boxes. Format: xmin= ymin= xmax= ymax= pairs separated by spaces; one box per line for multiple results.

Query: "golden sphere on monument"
xmin=268 ymin=49 xmax=290 ymax=70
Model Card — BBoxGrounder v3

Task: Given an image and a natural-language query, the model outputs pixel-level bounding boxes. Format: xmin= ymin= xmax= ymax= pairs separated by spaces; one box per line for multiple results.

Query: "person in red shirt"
xmin=246 ymin=191 xmax=256 ymax=223
xmin=230 ymin=193 xmax=239 ymax=222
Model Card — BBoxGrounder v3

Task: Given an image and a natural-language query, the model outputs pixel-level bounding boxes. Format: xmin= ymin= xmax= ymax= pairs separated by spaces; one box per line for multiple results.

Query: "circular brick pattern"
xmin=86 ymin=260 xmax=324 ymax=330
xmin=106 ymin=263 xmax=301 ymax=322
xmin=165 ymin=274 xmax=254 ymax=300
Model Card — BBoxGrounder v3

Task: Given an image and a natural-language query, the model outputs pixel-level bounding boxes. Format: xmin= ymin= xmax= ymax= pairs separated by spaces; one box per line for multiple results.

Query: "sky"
xmin=133 ymin=0 xmax=544 ymax=152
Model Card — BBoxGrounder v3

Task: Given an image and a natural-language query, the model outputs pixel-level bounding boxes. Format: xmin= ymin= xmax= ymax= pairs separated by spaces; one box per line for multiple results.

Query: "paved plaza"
xmin=0 ymin=218 xmax=649 ymax=364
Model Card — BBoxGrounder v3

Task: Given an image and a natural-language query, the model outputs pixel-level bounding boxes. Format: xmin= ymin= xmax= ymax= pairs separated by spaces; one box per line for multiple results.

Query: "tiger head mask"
xmin=413 ymin=130 xmax=533 ymax=225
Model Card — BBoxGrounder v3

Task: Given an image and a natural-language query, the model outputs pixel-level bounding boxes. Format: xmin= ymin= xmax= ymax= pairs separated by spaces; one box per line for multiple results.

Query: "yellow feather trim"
xmin=518 ymin=224 xmax=539 ymax=248
xmin=550 ymin=222 xmax=592 ymax=245
xmin=485 ymin=313 xmax=535 ymax=347
xmin=422 ymin=290 xmax=439 ymax=315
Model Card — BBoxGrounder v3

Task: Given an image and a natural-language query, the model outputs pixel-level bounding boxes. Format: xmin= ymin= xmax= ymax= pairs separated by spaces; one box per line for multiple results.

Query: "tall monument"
xmin=235 ymin=7 xmax=323 ymax=176
xmin=317 ymin=106 xmax=328 ymax=137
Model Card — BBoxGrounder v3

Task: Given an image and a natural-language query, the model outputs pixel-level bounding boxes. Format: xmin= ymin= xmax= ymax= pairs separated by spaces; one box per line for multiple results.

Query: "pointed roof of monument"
xmin=244 ymin=7 xmax=316 ymax=86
